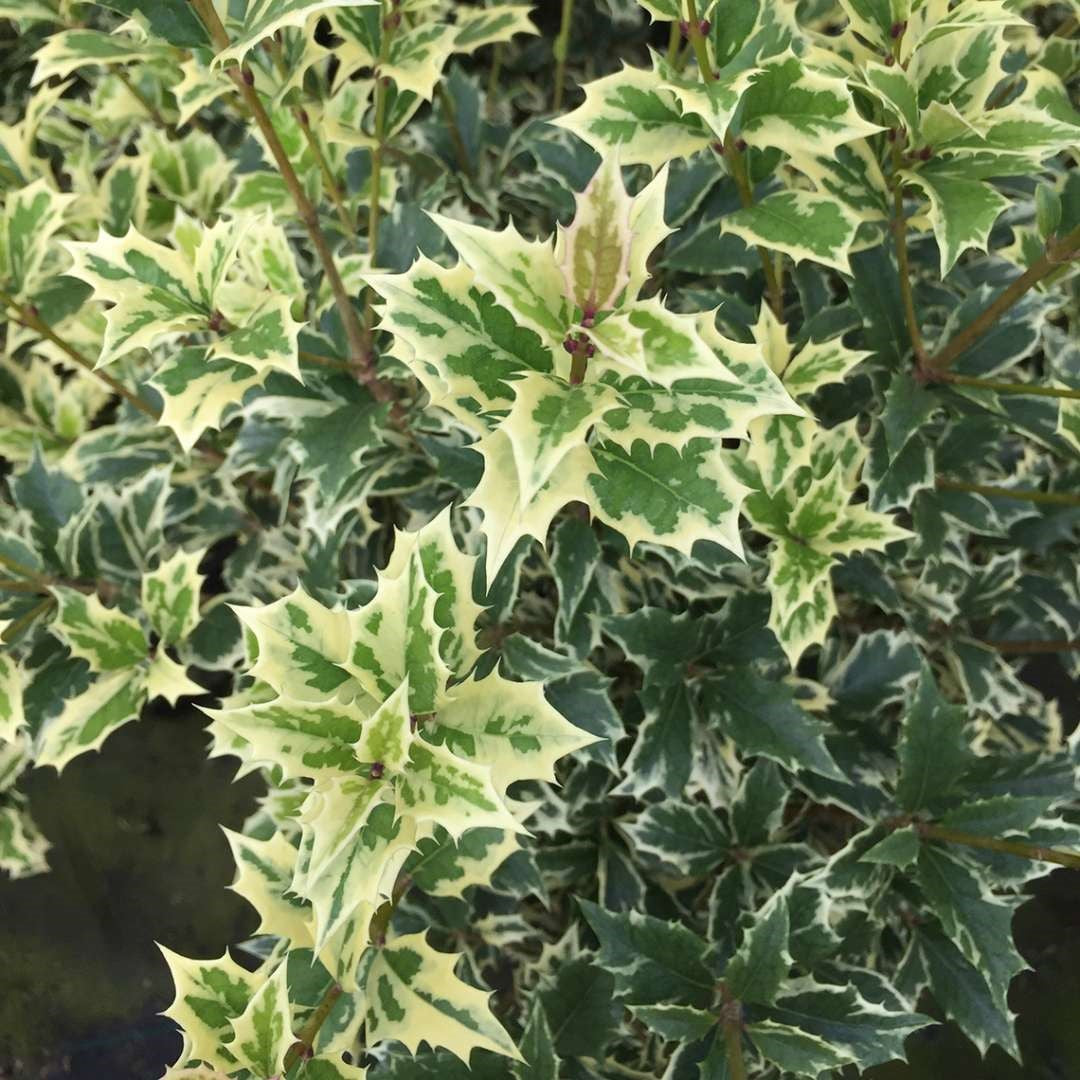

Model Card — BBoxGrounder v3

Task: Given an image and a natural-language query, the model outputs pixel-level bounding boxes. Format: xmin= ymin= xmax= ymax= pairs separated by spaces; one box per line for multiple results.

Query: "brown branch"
xmin=190 ymin=0 xmax=390 ymax=400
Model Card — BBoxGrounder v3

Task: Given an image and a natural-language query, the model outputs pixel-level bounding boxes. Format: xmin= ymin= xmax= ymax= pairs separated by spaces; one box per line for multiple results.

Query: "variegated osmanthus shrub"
xmin=1 ymin=0 xmax=1080 ymax=1076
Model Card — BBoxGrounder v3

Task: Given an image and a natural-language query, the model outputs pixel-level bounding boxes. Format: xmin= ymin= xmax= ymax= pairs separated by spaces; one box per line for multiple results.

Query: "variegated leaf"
xmin=49 ymin=587 xmax=147 ymax=671
xmin=587 ymin=437 xmax=750 ymax=560
xmin=362 ymin=933 xmax=522 ymax=1062
xmin=553 ymin=64 xmax=712 ymax=169
xmin=226 ymin=828 xmax=313 ymax=947
xmin=722 ymin=190 xmax=861 ymax=274
xmin=428 ymin=670 xmax=597 ymax=793
xmin=142 ymin=547 xmax=205 ymax=646
xmin=557 ymin=152 xmax=634 ymax=317
xmin=35 ymin=670 xmax=148 ymax=772
xmin=215 ymin=0 xmax=378 ymax=69
xmin=228 ymin=960 xmax=294 ymax=1080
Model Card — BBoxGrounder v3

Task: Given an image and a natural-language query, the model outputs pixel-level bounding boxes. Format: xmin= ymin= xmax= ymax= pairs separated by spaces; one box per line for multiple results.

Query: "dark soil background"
xmin=0 ymin=659 xmax=1077 ymax=1079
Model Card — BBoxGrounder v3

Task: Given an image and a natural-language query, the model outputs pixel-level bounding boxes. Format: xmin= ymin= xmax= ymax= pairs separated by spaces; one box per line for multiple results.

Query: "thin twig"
xmin=552 ymin=0 xmax=574 ymax=112
xmin=1 ymin=291 xmax=160 ymax=420
xmin=1 ymin=596 xmax=56 ymax=643
xmin=936 ymin=479 xmax=1080 ymax=507
xmin=925 ymin=221 xmax=1080 ymax=374
xmin=684 ymin=0 xmax=714 ymax=80
xmin=940 ymin=373 xmax=1080 ymax=400
xmin=920 ymin=823 xmax=1080 ymax=869
xmin=979 ymin=638 xmax=1080 ymax=655
xmin=190 ymin=0 xmax=390 ymax=400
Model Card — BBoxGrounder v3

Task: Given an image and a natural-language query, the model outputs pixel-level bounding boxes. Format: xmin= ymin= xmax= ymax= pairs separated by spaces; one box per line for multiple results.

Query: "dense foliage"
xmin=1 ymin=0 xmax=1079 ymax=1077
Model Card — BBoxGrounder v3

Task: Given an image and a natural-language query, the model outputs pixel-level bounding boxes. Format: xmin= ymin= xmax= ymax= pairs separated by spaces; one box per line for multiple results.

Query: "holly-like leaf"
xmin=0 ymin=650 xmax=26 ymax=742
xmin=0 ymin=178 xmax=72 ymax=301
xmin=553 ymin=64 xmax=712 ymax=169
xmin=587 ymin=436 xmax=749 ymax=559
xmin=149 ymin=346 xmax=264 ymax=454
xmin=906 ymin=171 xmax=1011 ymax=277
xmin=226 ymin=829 xmax=313 ymax=947
xmin=228 ymin=960 xmax=294 ymax=1080
xmin=558 ymin=152 xmax=634 ymax=316
xmin=160 ymin=946 xmax=262 ymax=1073
xmin=215 ymin=0 xmax=378 ymax=69
xmin=916 ymin=845 xmax=1024 ymax=1014
xmin=34 ymin=669 xmax=147 ymax=772
xmin=49 ymin=587 xmax=147 ymax=671
xmin=514 ymin=997 xmax=560 ymax=1080
xmin=231 ymin=587 xmax=352 ymax=703
xmin=722 ymin=190 xmax=861 ymax=274
xmin=895 ymin=666 xmax=974 ymax=812
xmin=453 ymin=5 xmax=536 ymax=53
xmin=428 ymin=669 xmax=597 ymax=793
xmin=142 ymin=547 xmax=205 ymax=647
xmin=579 ymin=900 xmax=715 ymax=1008
xmin=430 ymin=214 xmax=569 ymax=348
xmin=738 ymin=57 xmax=882 ymax=156
xmin=362 ymin=933 xmax=522 ymax=1063
xmin=724 ymin=892 xmax=792 ymax=1006
xmin=702 ymin=672 xmax=845 ymax=781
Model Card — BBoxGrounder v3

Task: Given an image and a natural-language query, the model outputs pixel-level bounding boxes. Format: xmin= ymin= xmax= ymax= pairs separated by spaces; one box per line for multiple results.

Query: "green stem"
xmin=940 ymin=373 xmax=1080 ymax=400
xmin=725 ymin=145 xmax=784 ymax=317
xmin=920 ymin=823 xmax=1080 ymax=869
xmin=718 ymin=986 xmax=747 ymax=1080
xmin=889 ymin=140 xmax=928 ymax=367
xmin=296 ymin=108 xmax=360 ymax=249
xmin=1 ymin=595 xmax=56 ymax=643
xmin=684 ymin=0 xmax=715 ymax=80
xmin=0 ymin=579 xmax=47 ymax=594
xmin=925 ymin=221 xmax=1080 ymax=374
xmin=0 ymin=550 xmax=51 ymax=584
xmin=190 ymin=0 xmax=389 ymax=400
xmin=980 ymin=638 xmax=1080 ymax=655
xmin=264 ymin=39 xmax=359 ymax=250
xmin=282 ymin=983 xmax=344 ymax=1073
xmin=552 ymin=0 xmax=574 ymax=112
xmin=666 ymin=19 xmax=681 ymax=64
xmin=298 ymin=348 xmax=352 ymax=371
xmin=367 ymin=1 xmax=398 ymax=275
xmin=1 ymin=292 xmax=160 ymax=420
xmin=935 ymin=479 xmax=1080 ymax=507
